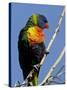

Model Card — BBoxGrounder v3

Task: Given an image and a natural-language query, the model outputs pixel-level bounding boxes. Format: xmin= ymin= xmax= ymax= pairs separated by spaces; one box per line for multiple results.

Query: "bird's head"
xmin=26 ymin=14 xmax=49 ymax=29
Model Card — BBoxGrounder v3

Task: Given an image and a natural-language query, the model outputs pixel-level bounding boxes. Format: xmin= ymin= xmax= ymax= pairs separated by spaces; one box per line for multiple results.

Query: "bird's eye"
xmin=44 ymin=19 xmax=48 ymax=23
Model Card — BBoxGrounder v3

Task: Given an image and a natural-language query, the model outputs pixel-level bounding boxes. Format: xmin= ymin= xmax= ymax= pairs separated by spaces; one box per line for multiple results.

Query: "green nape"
xmin=32 ymin=14 xmax=37 ymax=25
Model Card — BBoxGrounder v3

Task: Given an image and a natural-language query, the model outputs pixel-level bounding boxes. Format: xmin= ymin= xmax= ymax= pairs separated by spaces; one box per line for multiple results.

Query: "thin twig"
xmin=40 ymin=47 xmax=65 ymax=85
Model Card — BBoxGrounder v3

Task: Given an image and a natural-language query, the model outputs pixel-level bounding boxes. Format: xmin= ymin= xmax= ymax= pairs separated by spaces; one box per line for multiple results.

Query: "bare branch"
xmin=40 ymin=47 xmax=65 ymax=85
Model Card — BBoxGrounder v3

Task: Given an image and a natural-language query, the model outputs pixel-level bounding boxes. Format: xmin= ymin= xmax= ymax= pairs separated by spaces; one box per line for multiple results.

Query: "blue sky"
xmin=10 ymin=3 xmax=65 ymax=87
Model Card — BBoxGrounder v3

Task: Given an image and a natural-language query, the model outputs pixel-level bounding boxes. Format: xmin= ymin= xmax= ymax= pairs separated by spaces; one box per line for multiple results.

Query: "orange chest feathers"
xmin=27 ymin=26 xmax=45 ymax=46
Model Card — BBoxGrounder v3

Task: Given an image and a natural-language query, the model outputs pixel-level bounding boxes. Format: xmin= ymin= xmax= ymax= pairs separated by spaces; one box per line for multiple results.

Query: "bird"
xmin=18 ymin=14 xmax=49 ymax=86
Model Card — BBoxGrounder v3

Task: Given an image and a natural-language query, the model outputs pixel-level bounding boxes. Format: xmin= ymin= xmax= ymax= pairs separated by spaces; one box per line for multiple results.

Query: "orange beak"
xmin=45 ymin=23 xmax=49 ymax=29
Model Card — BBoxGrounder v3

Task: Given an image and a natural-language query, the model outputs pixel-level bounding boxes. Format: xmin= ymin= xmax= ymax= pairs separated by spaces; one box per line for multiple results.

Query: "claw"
xmin=45 ymin=51 xmax=49 ymax=56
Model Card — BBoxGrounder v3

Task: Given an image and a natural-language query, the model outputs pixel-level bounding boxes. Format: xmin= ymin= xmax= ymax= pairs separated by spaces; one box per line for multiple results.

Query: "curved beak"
xmin=45 ymin=23 xmax=49 ymax=29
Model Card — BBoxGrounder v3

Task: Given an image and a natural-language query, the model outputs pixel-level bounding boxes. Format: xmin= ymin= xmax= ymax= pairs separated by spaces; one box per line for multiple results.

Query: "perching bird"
xmin=18 ymin=14 xmax=49 ymax=86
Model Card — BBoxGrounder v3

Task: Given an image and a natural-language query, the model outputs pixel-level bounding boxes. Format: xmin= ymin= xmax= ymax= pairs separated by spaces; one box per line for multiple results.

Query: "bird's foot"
xmin=45 ymin=51 xmax=49 ymax=56
xmin=33 ymin=64 xmax=40 ymax=72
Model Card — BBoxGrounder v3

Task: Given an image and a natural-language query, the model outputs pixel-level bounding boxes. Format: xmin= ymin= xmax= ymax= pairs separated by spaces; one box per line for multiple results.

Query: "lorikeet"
xmin=18 ymin=14 xmax=49 ymax=86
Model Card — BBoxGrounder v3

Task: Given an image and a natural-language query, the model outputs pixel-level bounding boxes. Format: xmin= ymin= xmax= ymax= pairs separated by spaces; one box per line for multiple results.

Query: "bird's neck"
xmin=25 ymin=19 xmax=37 ymax=29
xmin=24 ymin=24 xmax=36 ymax=32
